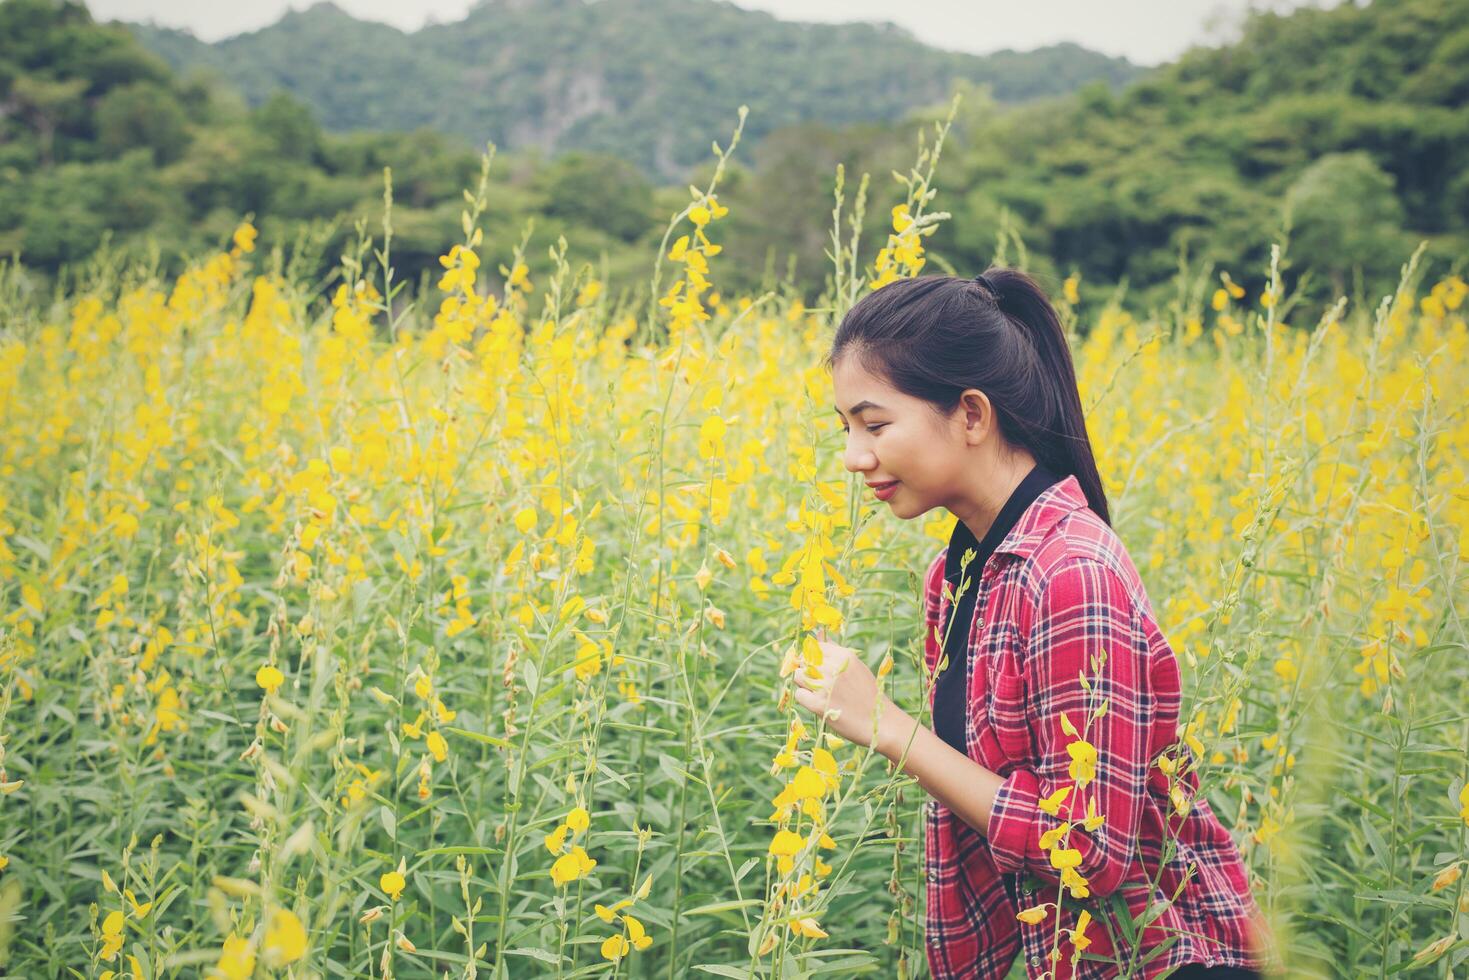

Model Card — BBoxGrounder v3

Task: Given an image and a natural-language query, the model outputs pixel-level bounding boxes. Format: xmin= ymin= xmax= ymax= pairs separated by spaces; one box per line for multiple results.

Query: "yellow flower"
xmin=601 ymin=934 xmax=630 ymax=961
xmin=1038 ymin=785 xmax=1071 ymax=816
xmin=1049 ymin=847 xmax=1083 ymax=870
xmin=594 ymin=898 xmax=632 ymax=923
xmin=789 ymin=916 xmax=828 ymax=939
xmin=124 ymin=889 xmax=152 ymax=917
xmin=566 ymin=806 xmax=590 ymax=833
xmin=214 ymin=933 xmax=256 ymax=980
xmin=1016 ymin=904 xmax=1049 ymax=925
xmin=768 ymin=830 xmax=803 ymax=857
xmin=1067 ymin=739 xmax=1097 ymax=786
xmin=426 ymin=730 xmax=448 ymax=763
xmin=1038 ymin=822 xmax=1071 ymax=850
xmin=99 ymin=909 xmax=125 ymax=960
xmin=255 ymin=664 xmax=284 ymax=694
xmin=544 ymin=823 xmax=569 ymax=854
xmin=261 ymin=907 xmax=306 ymax=967
xmin=1072 ymin=909 xmax=1093 ymax=951
xmin=232 ymin=222 xmax=257 ymax=254
xmin=625 ymin=914 xmax=653 ymax=950
xmin=549 ymin=847 xmax=596 ymax=886
xmin=381 ymin=859 xmax=407 ymax=901
xmin=1081 ymin=794 xmax=1105 ymax=832
xmin=1431 ymin=864 xmax=1461 ymax=892
xmin=513 ymin=507 xmax=538 ymax=534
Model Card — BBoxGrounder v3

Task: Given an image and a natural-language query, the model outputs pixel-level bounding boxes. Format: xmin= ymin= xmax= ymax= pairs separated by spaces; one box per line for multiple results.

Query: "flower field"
xmin=1 ymin=129 xmax=1467 ymax=978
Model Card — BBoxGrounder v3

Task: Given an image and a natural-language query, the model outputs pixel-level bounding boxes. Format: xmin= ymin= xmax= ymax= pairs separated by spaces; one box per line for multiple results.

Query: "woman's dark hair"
xmin=825 ymin=268 xmax=1110 ymax=525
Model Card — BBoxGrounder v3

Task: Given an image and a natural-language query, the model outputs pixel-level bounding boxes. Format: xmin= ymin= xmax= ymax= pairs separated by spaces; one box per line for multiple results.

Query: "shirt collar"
xmin=992 ymin=473 xmax=1089 ymax=559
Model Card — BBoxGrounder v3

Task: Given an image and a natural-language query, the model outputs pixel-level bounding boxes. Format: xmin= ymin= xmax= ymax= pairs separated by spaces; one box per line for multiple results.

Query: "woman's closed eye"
xmin=841 ymin=424 xmax=887 ymax=434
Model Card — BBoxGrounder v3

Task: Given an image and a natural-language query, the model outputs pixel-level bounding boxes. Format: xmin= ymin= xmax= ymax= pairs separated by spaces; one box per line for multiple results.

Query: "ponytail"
xmin=976 ymin=268 xmax=1111 ymax=525
xmin=827 ymin=267 xmax=1112 ymax=526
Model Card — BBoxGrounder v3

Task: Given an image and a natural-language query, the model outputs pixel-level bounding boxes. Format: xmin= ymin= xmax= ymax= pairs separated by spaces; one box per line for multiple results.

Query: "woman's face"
xmin=831 ymin=353 xmax=967 ymax=520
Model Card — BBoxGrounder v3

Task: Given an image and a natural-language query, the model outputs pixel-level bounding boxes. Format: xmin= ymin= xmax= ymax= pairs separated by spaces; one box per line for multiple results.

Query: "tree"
xmin=1283 ymin=151 xmax=1408 ymax=297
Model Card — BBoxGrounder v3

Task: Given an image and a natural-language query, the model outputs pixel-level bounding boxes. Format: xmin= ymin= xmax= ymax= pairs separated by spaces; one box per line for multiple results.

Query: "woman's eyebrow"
xmin=834 ymin=400 xmax=885 ymax=418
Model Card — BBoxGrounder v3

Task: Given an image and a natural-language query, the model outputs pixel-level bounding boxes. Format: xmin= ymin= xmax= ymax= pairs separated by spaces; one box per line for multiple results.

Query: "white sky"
xmin=86 ymin=0 xmax=1349 ymax=66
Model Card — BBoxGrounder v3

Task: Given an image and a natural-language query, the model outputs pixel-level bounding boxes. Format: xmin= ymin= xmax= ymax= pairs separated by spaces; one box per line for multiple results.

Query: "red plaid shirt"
xmin=919 ymin=475 xmax=1273 ymax=979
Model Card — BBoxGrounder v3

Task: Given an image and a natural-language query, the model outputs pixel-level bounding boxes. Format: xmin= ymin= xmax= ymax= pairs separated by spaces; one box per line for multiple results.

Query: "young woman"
xmin=789 ymin=269 xmax=1273 ymax=979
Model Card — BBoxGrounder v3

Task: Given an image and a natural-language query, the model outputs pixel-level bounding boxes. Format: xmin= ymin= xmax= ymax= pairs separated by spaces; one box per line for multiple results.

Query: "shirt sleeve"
xmin=983 ymin=557 xmax=1154 ymax=898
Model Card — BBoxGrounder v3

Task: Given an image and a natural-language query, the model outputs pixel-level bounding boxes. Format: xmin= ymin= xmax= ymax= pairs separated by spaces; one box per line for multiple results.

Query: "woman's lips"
xmin=871 ymin=481 xmax=899 ymax=500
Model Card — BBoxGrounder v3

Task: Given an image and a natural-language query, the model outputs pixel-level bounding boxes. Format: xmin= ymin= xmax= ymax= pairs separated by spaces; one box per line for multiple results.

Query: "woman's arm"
xmin=875 ymin=698 xmax=1007 ymax=835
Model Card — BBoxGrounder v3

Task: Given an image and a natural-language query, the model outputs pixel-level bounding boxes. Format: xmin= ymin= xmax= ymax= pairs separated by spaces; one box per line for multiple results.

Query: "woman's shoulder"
xmin=1012 ymin=506 xmax=1152 ymax=617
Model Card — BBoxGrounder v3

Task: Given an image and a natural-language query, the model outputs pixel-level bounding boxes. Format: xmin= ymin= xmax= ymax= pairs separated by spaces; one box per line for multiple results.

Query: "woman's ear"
xmin=959 ymin=389 xmax=994 ymax=445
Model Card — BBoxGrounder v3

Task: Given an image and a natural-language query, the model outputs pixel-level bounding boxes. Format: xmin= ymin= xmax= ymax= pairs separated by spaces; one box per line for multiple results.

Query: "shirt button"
xmin=1028 ymin=954 xmax=1041 ymax=969
xmin=927 ymin=869 xmax=937 ymax=883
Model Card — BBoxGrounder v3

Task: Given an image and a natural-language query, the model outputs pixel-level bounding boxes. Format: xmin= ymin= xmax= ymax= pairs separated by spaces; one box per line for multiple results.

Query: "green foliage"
xmin=126 ymin=0 xmax=1141 ymax=181
xmin=0 ymin=0 xmax=1464 ymax=314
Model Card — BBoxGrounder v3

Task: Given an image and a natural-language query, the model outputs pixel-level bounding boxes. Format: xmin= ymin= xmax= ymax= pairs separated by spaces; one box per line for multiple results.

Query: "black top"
xmin=932 ymin=463 xmax=1060 ymax=756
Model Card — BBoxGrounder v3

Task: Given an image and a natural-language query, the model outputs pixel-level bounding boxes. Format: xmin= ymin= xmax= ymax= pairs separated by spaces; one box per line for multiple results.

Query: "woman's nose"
xmin=843 ymin=442 xmax=875 ymax=473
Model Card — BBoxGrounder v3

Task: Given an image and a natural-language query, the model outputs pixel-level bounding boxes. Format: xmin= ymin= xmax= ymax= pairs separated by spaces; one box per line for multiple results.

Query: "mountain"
xmin=123 ymin=0 xmax=1143 ymax=179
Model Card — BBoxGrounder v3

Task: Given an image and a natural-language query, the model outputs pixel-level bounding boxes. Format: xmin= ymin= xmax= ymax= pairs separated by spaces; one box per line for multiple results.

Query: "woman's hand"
xmin=791 ymin=629 xmax=889 ymax=749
